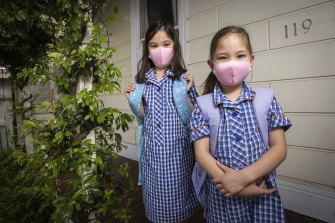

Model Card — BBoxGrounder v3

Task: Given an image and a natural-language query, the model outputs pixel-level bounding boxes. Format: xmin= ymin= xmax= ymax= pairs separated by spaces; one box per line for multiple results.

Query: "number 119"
xmin=284 ymin=19 xmax=312 ymax=38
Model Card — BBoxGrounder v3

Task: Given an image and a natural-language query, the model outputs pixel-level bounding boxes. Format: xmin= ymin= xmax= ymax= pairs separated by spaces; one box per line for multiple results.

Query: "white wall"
xmin=99 ymin=0 xmax=138 ymax=159
xmin=187 ymin=0 xmax=335 ymax=222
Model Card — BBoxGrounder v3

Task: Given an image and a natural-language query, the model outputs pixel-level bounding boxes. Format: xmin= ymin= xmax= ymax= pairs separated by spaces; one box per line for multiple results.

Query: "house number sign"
xmin=284 ymin=19 xmax=312 ymax=38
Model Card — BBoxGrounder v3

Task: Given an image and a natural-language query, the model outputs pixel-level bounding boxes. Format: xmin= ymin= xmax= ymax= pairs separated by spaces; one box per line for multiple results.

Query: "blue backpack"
xmin=191 ymin=87 xmax=274 ymax=205
xmin=128 ymin=75 xmax=191 ymax=185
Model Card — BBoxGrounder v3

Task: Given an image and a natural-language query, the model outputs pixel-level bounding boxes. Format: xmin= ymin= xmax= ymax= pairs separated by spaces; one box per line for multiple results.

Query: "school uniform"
xmin=141 ymin=68 xmax=198 ymax=222
xmin=191 ymin=82 xmax=292 ymax=223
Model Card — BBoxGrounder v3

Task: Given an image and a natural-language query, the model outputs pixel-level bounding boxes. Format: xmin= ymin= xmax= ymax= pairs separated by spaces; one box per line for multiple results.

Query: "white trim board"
xmin=177 ymin=0 xmax=188 ymax=64
xmin=278 ymin=178 xmax=335 ymax=223
xmin=118 ymin=143 xmax=138 ymax=161
xmin=130 ymin=0 xmax=140 ymax=80
xmin=119 ymin=144 xmax=335 ymax=222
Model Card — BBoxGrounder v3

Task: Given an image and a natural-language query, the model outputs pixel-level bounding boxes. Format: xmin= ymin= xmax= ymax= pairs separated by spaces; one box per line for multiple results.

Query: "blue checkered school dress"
xmin=141 ymin=68 xmax=199 ymax=222
xmin=191 ymin=82 xmax=292 ymax=223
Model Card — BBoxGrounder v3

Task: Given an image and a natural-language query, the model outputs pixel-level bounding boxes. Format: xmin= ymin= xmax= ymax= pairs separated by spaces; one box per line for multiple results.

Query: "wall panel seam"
xmin=219 ymin=0 xmax=335 ymax=27
xmin=287 ymin=145 xmax=335 ymax=153
xmin=187 ymin=0 xmax=234 ymax=19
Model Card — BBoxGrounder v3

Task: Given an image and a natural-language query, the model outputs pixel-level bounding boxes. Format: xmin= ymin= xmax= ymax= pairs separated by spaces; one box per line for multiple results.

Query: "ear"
xmin=207 ymin=59 xmax=214 ymax=70
xmin=250 ymin=55 xmax=255 ymax=68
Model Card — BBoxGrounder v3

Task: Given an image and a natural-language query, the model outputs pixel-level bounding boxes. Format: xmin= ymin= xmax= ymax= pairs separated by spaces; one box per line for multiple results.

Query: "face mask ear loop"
xmin=249 ymin=59 xmax=253 ymax=82
xmin=208 ymin=59 xmax=215 ymax=74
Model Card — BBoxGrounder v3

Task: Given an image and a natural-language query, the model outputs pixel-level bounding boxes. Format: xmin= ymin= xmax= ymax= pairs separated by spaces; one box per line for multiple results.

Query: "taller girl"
xmin=191 ymin=26 xmax=292 ymax=222
xmin=125 ymin=21 xmax=198 ymax=222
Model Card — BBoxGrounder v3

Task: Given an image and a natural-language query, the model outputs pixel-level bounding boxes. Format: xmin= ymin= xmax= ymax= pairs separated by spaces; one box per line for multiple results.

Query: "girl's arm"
xmin=238 ymin=127 xmax=287 ymax=185
xmin=213 ymin=96 xmax=292 ymax=196
xmin=194 ymin=136 xmax=225 ymax=178
xmin=195 ymin=135 xmax=277 ymax=197
xmin=184 ymin=73 xmax=194 ymax=92
xmin=184 ymin=74 xmax=199 ymax=106
xmin=214 ymin=127 xmax=286 ymax=196
xmin=140 ymin=101 xmax=144 ymax=118
xmin=192 ymin=103 xmax=223 ymax=178
xmin=192 ymin=103 xmax=279 ymax=198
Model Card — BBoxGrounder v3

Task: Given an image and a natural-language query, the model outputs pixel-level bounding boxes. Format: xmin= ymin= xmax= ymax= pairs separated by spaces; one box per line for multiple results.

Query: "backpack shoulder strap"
xmin=172 ymin=75 xmax=191 ymax=127
xmin=130 ymin=76 xmax=191 ymax=127
xmin=192 ymin=93 xmax=220 ymax=206
xmin=128 ymin=83 xmax=145 ymax=125
xmin=127 ymin=83 xmax=145 ymax=185
xmin=196 ymin=93 xmax=220 ymax=154
xmin=252 ymin=87 xmax=274 ymax=149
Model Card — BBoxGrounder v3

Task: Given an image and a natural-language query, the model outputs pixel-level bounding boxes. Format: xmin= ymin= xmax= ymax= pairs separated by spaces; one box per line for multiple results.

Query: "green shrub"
xmin=0 ymin=1 xmax=135 ymax=222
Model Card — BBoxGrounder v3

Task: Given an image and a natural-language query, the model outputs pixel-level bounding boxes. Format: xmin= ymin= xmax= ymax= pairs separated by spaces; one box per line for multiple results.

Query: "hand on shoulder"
xmin=183 ymin=73 xmax=194 ymax=91
xmin=124 ymin=83 xmax=135 ymax=99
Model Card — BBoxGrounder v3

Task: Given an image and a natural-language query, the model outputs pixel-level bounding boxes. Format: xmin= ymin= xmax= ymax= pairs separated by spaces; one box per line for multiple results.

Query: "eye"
xmin=237 ymin=54 xmax=247 ymax=59
xmin=163 ymin=41 xmax=172 ymax=47
xmin=149 ymin=43 xmax=158 ymax=49
xmin=216 ymin=56 xmax=228 ymax=62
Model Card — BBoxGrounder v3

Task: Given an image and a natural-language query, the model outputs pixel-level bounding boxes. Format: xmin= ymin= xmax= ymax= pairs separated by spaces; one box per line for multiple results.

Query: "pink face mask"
xmin=149 ymin=47 xmax=174 ymax=68
xmin=213 ymin=60 xmax=251 ymax=86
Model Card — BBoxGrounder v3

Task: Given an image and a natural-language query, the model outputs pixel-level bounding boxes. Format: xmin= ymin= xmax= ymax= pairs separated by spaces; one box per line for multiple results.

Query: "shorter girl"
xmin=191 ymin=26 xmax=292 ymax=222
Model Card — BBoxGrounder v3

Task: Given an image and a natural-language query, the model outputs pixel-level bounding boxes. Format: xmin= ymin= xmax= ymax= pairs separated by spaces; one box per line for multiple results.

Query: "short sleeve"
xmin=191 ymin=103 xmax=210 ymax=141
xmin=188 ymin=83 xmax=199 ymax=104
xmin=268 ymin=96 xmax=292 ymax=131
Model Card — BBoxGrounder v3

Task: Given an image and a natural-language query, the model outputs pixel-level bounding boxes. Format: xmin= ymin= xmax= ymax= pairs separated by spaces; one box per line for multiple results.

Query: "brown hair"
xmin=135 ymin=20 xmax=187 ymax=83
xmin=202 ymin=26 xmax=253 ymax=94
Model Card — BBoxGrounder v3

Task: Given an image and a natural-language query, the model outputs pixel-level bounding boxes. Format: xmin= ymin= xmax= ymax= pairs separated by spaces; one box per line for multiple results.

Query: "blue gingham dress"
xmin=191 ymin=82 xmax=292 ymax=223
xmin=141 ymin=68 xmax=199 ymax=222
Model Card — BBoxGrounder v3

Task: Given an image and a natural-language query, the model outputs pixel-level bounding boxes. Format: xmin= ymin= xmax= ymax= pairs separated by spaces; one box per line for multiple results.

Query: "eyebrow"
xmin=215 ymin=53 xmax=228 ymax=56
xmin=216 ymin=50 xmax=248 ymax=55
xmin=236 ymin=50 xmax=248 ymax=54
xmin=149 ymin=40 xmax=172 ymax=44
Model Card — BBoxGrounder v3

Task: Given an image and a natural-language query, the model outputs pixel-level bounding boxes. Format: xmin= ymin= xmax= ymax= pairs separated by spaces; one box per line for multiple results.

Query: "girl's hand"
xmin=213 ymin=161 xmax=248 ymax=196
xmin=124 ymin=83 xmax=135 ymax=99
xmin=183 ymin=74 xmax=194 ymax=91
xmin=236 ymin=179 xmax=276 ymax=198
xmin=213 ymin=162 xmax=276 ymax=198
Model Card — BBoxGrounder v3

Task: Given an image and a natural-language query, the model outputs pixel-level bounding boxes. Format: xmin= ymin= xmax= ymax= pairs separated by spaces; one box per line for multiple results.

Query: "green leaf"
xmin=22 ymin=120 xmax=37 ymax=128
xmin=97 ymin=114 xmax=105 ymax=124
xmin=52 ymin=166 xmax=58 ymax=177
xmin=73 ymin=188 xmax=86 ymax=199
xmin=95 ymin=157 xmax=103 ymax=166
xmin=69 ymin=19 xmax=78 ymax=31
xmin=65 ymin=131 xmax=73 ymax=137
xmin=60 ymin=95 xmax=73 ymax=105
xmin=75 ymin=203 xmax=81 ymax=211
xmin=83 ymin=154 xmax=92 ymax=161
xmin=48 ymin=52 xmax=62 ymax=58
xmin=40 ymin=100 xmax=52 ymax=107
